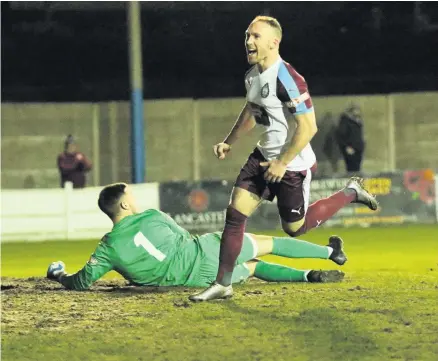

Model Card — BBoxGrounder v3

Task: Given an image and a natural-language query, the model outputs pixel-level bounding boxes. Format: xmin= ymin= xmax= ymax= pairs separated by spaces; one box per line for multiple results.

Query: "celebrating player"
xmin=189 ymin=16 xmax=378 ymax=301
xmin=47 ymin=183 xmax=347 ymax=292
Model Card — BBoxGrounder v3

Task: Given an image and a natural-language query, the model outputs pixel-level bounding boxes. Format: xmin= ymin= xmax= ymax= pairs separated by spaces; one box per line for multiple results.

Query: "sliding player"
xmin=47 ymin=183 xmax=347 ymax=293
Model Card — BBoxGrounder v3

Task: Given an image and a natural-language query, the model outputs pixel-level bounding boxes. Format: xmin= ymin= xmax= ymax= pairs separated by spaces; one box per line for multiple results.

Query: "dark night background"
xmin=2 ymin=1 xmax=438 ymax=102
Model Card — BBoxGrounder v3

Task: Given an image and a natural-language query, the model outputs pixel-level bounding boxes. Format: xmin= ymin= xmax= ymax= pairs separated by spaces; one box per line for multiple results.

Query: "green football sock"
xmin=254 ymin=261 xmax=309 ymax=282
xmin=273 ymin=237 xmax=330 ymax=259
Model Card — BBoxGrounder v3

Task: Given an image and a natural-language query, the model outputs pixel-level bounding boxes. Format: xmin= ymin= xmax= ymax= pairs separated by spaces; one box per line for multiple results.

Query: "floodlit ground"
xmin=2 ymin=225 xmax=437 ymax=361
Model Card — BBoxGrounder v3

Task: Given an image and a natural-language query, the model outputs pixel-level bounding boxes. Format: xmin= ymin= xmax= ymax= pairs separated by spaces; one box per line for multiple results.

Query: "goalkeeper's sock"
xmin=273 ymin=237 xmax=332 ymax=259
xmin=254 ymin=261 xmax=310 ymax=282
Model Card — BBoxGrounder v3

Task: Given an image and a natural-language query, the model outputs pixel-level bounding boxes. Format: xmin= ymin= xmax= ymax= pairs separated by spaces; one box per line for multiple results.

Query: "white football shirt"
xmin=245 ymin=56 xmax=316 ymax=171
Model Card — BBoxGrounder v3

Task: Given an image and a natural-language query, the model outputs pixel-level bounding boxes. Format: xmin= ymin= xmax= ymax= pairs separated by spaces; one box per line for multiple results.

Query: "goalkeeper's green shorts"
xmin=188 ymin=232 xmax=258 ymax=287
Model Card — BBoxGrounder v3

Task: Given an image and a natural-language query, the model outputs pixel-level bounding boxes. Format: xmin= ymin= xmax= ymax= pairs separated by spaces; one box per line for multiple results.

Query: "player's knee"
xmin=282 ymin=226 xmax=305 ymax=237
xmin=282 ymin=227 xmax=300 ymax=237
xmin=281 ymin=219 xmax=305 ymax=237
xmin=229 ymin=187 xmax=262 ymax=216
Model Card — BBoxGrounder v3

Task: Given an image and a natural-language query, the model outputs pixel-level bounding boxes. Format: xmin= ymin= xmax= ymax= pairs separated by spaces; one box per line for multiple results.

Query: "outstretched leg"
xmin=281 ymin=177 xmax=378 ymax=237
xmin=246 ymin=233 xmax=347 ymax=266
xmin=246 ymin=260 xmax=345 ymax=283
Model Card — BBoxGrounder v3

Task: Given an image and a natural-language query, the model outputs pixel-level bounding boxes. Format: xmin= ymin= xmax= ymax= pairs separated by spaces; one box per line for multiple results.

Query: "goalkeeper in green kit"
xmin=47 ymin=183 xmax=347 ymax=298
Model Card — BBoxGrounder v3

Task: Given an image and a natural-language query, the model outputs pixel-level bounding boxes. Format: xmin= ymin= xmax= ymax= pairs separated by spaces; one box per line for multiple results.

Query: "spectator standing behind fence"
xmin=322 ymin=112 xmax=342 ymax=176
xmin=336 ymin=104 xmax=366 ymax=174
xmin=57 ymin=135 xmax=92 ymax=188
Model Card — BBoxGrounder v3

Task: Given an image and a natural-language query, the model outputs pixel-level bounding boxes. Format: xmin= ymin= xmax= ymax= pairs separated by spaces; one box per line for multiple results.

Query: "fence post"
xmin=92 ymin=103 xmax=101 ymax=186
xmin=193 ymin=99 xmax=201 ymax=181
xmin=109 ymin=101 xmax=119 ymax=183
xmin=387 ymin=94 xmax=396 ymax=172
xmin=64 ymin=181 xmax=74 ymax=240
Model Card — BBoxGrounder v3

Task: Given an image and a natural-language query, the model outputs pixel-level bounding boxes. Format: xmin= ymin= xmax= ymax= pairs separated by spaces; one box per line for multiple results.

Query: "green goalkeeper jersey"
xmin=60 ymin=209 xmax=204 ymax=290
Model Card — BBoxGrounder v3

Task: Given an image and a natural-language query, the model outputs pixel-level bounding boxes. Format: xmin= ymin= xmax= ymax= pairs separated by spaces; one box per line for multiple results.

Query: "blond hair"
xmin=250 ymin=16 xmax=282 ymax=40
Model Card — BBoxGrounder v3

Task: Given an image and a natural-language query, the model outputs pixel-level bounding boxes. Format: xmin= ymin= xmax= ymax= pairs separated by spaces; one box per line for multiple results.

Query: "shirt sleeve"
xmin=277 ymin=62 xmax=313 ymax=115
xmin=59 ymin=243 xmax=113 ymax=291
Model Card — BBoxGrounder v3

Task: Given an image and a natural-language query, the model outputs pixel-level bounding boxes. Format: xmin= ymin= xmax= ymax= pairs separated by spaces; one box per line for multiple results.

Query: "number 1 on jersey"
xmin=134 ymin=232 xmax=166 ymax=262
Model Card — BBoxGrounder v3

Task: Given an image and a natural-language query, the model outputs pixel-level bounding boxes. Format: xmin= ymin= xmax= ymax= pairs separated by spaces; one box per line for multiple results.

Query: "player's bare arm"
xmin=279 ymin=110 xmax=318 ymax=164
xmin=213 ymin=102 xmax=256 ymax=160
xmin=261 ymin=110 xmax=318 ymax=183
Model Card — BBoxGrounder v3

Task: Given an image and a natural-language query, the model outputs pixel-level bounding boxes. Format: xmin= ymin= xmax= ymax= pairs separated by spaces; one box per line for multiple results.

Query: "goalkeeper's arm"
xmin=59 ymin=261 xmax=113 ymax=291
xmin=47 ymin=245 xmax=113 ymax=291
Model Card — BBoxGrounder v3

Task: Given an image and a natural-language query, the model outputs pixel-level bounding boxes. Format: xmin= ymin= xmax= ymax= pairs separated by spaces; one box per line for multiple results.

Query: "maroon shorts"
xmin=234 ymin=148 xmax=314 ymax=222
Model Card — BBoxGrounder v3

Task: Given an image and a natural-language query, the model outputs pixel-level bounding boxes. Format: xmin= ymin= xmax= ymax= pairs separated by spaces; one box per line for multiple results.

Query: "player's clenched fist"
xmin=47 ymin=261 xmax=66 ymax=281
xmin=213 ymin=142 xmax=231 ymax=160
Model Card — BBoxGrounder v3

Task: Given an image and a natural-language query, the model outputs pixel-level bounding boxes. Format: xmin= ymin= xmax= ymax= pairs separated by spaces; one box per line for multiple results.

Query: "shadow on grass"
xmin=3 ymin=277 xmax=382 ymax=359
xmin=224 ymin=300 xmax=381 ymax=360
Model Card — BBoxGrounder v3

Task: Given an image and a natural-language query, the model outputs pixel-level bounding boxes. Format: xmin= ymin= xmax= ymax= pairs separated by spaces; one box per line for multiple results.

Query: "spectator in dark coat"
xmin=57 ymin=135 xmax=92 ymax=188
xmin=336 ymin=104 xmax=365 ymax=174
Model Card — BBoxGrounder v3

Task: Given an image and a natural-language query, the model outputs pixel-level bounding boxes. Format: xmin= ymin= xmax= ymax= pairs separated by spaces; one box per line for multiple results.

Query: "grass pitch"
xmin=2 ymin=225 xmax=438 ymax=361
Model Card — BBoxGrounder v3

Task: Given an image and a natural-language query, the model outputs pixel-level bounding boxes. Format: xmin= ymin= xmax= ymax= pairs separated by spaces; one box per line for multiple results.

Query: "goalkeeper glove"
xmin=47 ymin=261 xmax=66 ymax=281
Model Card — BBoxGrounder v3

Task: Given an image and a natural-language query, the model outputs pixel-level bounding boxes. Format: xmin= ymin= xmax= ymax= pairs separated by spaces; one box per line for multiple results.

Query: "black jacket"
xmin=336 ymin=113 xmax=365 ymax=152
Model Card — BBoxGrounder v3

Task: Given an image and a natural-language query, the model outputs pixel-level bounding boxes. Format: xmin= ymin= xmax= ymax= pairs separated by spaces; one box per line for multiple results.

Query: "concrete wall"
xmin=2 ymin=92 xmax=437 ymax=189
xmin=393 ymin=92 xmax=438 ymax=170
xmin=1 ymin=103 xmax=95 ymax=188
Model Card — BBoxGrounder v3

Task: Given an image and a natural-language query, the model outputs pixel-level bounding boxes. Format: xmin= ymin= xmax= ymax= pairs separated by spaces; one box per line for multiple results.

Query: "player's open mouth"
xmin=247 ymin=49 xmax=257 ymax=56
